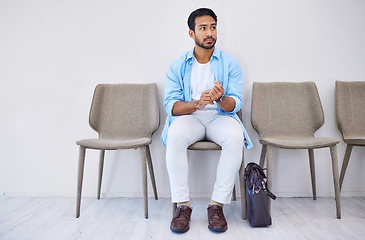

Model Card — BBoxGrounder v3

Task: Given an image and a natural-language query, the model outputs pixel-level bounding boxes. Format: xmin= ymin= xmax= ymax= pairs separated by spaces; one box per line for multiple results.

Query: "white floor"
xmin=0 ymin=196 xmax=364 ymax=240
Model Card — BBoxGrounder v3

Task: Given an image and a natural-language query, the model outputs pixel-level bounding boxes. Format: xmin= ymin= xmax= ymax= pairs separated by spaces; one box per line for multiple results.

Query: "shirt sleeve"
xmin=225 ymin=58 xmax=244 ymax=113
xmin=164 ymin=63 xmax=184 ymax=117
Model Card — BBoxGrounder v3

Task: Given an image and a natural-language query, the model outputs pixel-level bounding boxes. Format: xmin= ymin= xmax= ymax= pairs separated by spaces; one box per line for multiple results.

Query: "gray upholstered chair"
xmin=336 ymin=81 xmax=365 ymax=190
xmin=76 ymin=83 xmax=159 ymax=219
xmin=172 ymin=110 xmax=247 ymax=220
xmin=251 ymin=82 xmax=341 ymax=219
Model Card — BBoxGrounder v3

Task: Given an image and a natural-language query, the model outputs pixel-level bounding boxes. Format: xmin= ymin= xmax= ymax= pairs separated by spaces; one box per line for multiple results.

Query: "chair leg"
xmin=259 ymin=144 xmax=267 ymax=168
xmin=266 ymin=145 xmax=275 ymax=216
xmin=232 ymin=185 xmax=237 ymax=201
xmin=97 ymin=150 xmax=105 ymax=200
xmin=139 ymin=146 xmax=148 ymax=219
xmin=330 ymin=145 xmax=341 ymax=219
xmin=146 ymin=145 xmax=158 ymax=200
xmin=339 ymin=144 xmax=353 ymax=190
xmin=308 ymin=149 xmax=317 ymax=200
xmin=76 ymin=146 xmax=86 ymax=218
xmin=239 ymin=148 xmax=246 ymax=220
xmin=172 ymin=203 xmax=177 ymax=217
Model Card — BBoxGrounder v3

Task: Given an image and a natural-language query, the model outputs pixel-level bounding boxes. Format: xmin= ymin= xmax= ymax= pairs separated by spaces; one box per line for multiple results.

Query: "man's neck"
xmin=193 ymin=46 xmax=214 ymax=64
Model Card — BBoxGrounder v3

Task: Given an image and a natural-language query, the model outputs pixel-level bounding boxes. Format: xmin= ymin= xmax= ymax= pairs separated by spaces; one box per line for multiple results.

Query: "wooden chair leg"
xmin=330 ymin=145 xmax=341 ymax=219
xmin=308 ymin=149 xmax=317 ymax=200
xmin=339 ymin=144 xmax=353 ymax=190
xmin=97 ymin=150 xmax=105 ymax=200
xmin=76 ymin=146 xmax=86 ymax=218
xmin=139 ymin=146 xmax=148 ymax=219
xmin=146 ymin=145 xmax=158 ymax=200
xmin=239 ymin=148 xmax=246 ymax=220
xmin=266 ymin=145 xmax=275 ymax=216
xmin=259 ymin=144 xmax=267 ymax=168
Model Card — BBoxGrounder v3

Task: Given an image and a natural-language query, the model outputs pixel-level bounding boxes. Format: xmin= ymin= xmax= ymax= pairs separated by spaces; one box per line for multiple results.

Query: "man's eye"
xmin=200 ymin=27 xmax=205 ymax=30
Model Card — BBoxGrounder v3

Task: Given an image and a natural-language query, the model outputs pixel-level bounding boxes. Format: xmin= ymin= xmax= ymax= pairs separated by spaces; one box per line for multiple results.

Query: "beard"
xmin=195 ymin=36 xmax=217 ymax=49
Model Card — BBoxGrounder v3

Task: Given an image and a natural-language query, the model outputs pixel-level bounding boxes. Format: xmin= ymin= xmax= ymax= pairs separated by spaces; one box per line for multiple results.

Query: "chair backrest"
xmin=89 ymin=83 xmax=159 ymax=139
xmin=336 ymin=81 xmax=365 ymax=140
xmin=251 ymin=82 xmax=324 ymax=139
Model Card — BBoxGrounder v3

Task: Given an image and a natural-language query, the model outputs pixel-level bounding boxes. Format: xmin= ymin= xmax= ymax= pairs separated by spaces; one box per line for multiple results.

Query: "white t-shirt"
xmin=190 ymin=58 xmax=217 ymax=110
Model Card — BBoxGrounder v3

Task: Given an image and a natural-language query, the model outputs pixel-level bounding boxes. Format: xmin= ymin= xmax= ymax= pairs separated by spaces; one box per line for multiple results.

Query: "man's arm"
xmin=172 ymin=90 xmax=214 ymax=116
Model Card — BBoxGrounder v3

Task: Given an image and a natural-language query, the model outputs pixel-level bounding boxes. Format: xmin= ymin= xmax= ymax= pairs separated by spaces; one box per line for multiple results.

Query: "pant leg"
xmin=166 ymin=115 xmax=205 ymax=203
xmin=205 ymin=113 xmax=244 ymax=204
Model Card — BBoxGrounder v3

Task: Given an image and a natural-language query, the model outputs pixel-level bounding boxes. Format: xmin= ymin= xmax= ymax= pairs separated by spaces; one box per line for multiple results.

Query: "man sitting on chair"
xmin=161 ymin=8 xmax=253 ymax=233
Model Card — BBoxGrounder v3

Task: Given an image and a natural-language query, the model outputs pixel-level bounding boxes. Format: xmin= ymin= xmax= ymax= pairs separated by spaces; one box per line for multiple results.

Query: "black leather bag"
xmin=245 ymin=162 xmax=276 ymax=227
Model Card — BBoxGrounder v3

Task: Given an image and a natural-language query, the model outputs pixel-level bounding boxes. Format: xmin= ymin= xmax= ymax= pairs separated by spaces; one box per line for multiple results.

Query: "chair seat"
xmin=188 ymin=141 xmax=222 ymax=150
xmin=344 ymin=138 xmax=365 ymax=146
xmin=260 ymin=137 xmax=340 ymax=149
xmin=76 ymin=138 xmax=152 ymax=150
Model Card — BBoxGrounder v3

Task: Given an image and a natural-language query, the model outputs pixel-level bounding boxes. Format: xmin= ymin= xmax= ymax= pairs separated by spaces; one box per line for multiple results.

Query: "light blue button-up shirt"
xmin=161 ymin=47 xmax=253 ymax=149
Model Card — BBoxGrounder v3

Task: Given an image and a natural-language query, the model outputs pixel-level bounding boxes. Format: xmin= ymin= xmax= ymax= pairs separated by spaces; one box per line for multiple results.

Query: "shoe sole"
xmin=208 ymin=225 xmax=227 ymax=232
xmin=170 ymin=226 xmax=190 ymax=233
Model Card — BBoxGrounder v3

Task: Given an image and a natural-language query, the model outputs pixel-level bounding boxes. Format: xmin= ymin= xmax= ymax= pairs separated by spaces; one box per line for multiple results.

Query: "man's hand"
xmin=210 ymin=81 xmax=225 ymax=101
xmin=196 ymin=89 xmax=214 ymax=109
xmin=171 ymin=82 xmax=234 ymax=116
xmin=171 ymin=90 xmax=213 ymax=116
xmin=210 ymin=81 xmax=236 ymax=112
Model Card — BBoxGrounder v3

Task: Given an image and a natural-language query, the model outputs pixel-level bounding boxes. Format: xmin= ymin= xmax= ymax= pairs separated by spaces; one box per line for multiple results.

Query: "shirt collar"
xmin=212 ymin=47 xmax=220 ymax=60
xmin=186 ymin=46 xmax=221 ymax=63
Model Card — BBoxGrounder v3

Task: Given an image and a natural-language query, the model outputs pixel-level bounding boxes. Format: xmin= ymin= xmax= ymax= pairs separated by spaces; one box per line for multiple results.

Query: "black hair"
xmin=187 ymin=8 xmax=217 ymax=32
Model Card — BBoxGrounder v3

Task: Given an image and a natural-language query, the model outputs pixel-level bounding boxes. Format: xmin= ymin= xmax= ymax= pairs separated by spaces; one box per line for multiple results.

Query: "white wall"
xmin=1 ymin=0 xmax=364 ymax=199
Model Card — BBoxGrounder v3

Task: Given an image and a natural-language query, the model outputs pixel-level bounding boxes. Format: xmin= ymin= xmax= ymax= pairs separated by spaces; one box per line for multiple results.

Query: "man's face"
xmin=189 ymin=15 xmax=217 ymax=50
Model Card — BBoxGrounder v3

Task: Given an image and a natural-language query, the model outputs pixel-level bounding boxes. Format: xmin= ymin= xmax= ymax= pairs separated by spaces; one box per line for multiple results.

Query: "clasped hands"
xmin=196 ymin=81 xmax=224 ymax=109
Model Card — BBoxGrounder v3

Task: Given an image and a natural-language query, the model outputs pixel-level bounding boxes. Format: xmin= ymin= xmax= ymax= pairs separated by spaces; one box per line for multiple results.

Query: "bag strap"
xmin=263 ymin=180 xmax=277 ymax=200
xmin=245 ymin=162 xmax=277 ymax=200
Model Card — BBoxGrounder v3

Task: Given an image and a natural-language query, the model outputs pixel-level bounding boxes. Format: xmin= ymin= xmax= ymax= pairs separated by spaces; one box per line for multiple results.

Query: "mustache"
xmin=204 ymin=37 xmax=215 ymax=41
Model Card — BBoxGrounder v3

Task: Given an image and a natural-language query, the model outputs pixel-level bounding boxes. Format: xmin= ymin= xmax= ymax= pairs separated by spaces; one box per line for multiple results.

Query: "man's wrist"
xmin=194 ymin=101 xmax=202 ymax=110
xmin=215 ymin=94 xmax=226 ymax=103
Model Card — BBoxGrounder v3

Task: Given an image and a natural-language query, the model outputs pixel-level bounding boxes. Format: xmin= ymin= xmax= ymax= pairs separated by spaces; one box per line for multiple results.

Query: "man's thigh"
xmin=166 ymin=115 xmax=205 ymax=147
xmin=205 ymin=115 xmax=243 ymax=145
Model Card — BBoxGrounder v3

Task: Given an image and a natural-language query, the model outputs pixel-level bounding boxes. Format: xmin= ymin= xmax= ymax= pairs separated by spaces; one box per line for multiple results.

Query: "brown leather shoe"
xmin=170 ymin=205 xmax=192 ymax=233
xmin=207 ymin=205 xmax=227 ymax=232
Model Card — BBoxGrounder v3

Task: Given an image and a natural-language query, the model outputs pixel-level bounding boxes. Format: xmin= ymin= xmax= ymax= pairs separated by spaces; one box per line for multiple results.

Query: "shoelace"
xmin=173 ymin=207 xmax=190 ymax=220
xmin=208 ymin=206 xmax=223 ymax=219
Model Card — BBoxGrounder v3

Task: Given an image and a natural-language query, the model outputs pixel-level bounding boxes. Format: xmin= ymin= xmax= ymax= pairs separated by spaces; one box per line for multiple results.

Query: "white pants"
xmin=166 ymin=110 xmax=244 ymax=204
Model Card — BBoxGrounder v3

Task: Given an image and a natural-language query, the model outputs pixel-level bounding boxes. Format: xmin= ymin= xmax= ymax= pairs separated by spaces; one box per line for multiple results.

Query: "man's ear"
xmin=189 ymin=30 xmax=195 ymax=39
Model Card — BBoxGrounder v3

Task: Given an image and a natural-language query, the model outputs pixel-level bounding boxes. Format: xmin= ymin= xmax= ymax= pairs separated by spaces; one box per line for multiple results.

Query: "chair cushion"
xmin=260 ymin=137 xmax=340 ymax=149
xmin=76 ymin=138 xmax=152 ymax=150
xmin=188 ymin=141 xmax=222 ymax=150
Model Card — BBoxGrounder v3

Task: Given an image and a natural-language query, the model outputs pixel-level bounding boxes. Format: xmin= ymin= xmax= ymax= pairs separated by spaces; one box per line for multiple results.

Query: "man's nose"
xmin=206 ymin=29 xmax=212 ymax=37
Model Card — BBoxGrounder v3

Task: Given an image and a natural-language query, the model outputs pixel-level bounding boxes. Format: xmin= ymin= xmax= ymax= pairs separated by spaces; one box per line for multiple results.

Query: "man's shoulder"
xmin=171 ymin=49 xmax=193 ymax=65
xmin=214 ymin=48 xmax=242 ymax=72
xmin=215 ymin=48 xmax=239 ymax=63
xmin=167 ymin=49 xmax=193 ymax=75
